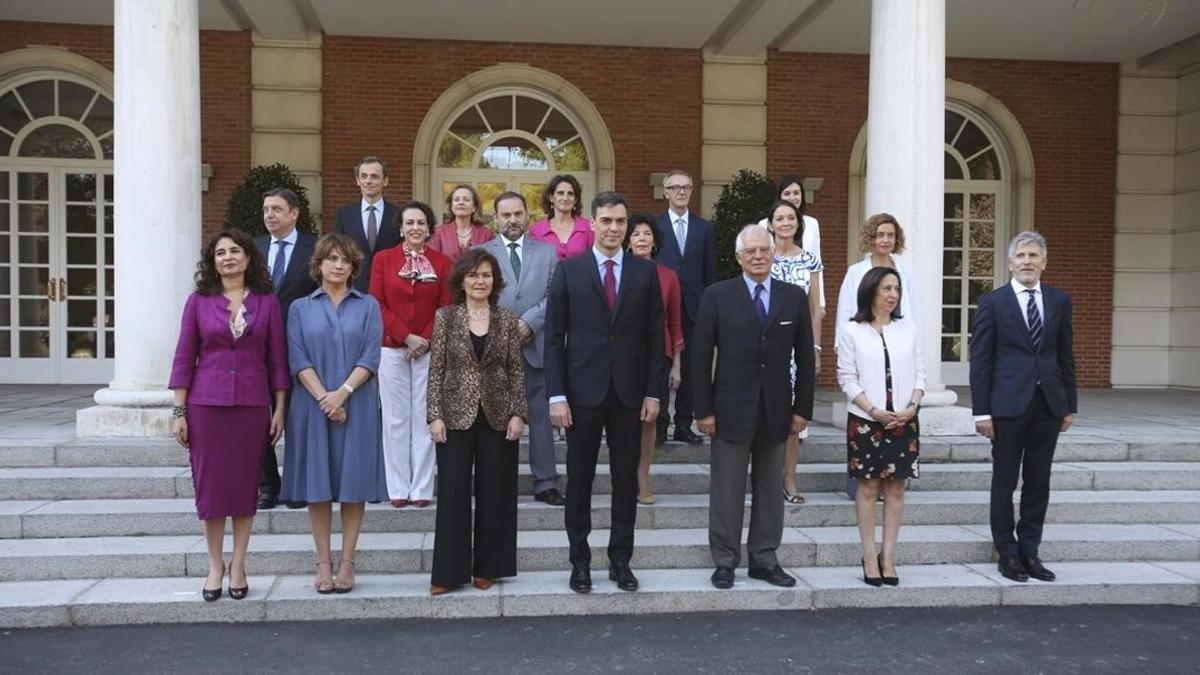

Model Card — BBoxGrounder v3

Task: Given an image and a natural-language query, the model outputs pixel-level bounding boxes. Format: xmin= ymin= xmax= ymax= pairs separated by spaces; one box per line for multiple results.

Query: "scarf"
xmin=398 ymin=242 xmax=438 ymax=282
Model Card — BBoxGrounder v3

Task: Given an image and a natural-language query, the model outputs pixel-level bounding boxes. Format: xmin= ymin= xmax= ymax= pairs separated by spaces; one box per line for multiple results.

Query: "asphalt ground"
xmin=1 ymin=604 xmax=1197 ymax=674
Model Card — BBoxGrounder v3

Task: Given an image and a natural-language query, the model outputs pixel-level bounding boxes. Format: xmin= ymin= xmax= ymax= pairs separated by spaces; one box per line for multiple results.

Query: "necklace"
xmin=467 ymin=307 xmax=490 ymax=321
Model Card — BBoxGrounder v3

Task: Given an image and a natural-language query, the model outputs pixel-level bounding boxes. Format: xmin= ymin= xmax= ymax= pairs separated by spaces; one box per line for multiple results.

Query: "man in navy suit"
xmin=333 ymin=156 xmax=400 ymax=292
xmin=654 ymin=169 xmax=716 ymax=446
xmin=545 ymin=192 xmax=666 ymax=594
xmin=970 ymin=231 xmax=1077 ymax=583
xmin=255 ymin=187 xmax=318 ymax=509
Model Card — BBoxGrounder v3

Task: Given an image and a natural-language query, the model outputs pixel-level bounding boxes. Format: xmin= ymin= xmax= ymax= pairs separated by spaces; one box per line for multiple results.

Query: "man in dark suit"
xmin=333 ymin=155 xmax=400 ymax=292
xmin=480 ymin=191 xmax=564 ymax=506
xmin=970 ymin=231 xmax=1077 ymax=583
xmin=654 ymin=169 xmax=715 ymax=446
xmin=545 ymin=192 xmax=665 ymax=594
xmin=255 ymin=187 xmax=318 ymax=509
xmin=692 ymin=224 xmax=814 ymax=590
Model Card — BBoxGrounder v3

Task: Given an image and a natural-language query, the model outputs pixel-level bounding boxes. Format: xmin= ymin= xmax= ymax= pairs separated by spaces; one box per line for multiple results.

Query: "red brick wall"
xmin=0 ymin=21 xmax=251 ymax=234
xmin=767 ymin=51 xmax=1116 ymax=387
xmin=321 ymin=37 xmax=702 ymax=225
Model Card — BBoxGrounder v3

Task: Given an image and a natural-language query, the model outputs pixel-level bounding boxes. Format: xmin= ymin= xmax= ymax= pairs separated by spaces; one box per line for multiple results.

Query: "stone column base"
xmin=76 ymin=405 xmax=172 ymax=437
xmin=831 ymin=401 xmax=976 ymax=436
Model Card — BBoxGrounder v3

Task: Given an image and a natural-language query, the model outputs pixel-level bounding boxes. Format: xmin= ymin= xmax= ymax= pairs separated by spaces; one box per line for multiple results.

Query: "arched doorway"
xmin=847 ymin=82 xmax=1033 ymax=385
xmin=0 ymin=73 xmax=114 ymax=383
xmin=434 ymin=90 xmax=594 ymax=222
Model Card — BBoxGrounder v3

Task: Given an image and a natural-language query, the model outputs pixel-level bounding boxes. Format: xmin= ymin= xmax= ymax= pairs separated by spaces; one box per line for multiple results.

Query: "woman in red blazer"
xmin=170 ymin=229 xmax=290 ymax=601
xmin=428 ymin=184 xmax=495 ymax=263
xmin=370 ymin=201 xmax=452 ymax=508
xmin=625 ymin=214 xmax=684 ymax=505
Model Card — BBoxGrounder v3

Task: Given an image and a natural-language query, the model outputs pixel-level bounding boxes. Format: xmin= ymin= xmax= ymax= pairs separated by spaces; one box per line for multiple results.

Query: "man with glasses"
xmin=654 ymin=169 xmax=715 ymax=446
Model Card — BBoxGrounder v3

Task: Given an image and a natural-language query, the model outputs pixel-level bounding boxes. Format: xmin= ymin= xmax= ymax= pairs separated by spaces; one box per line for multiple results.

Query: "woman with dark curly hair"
xmin=529 ymin=174 xmax=594 ymax=260
xmin=169 ymin=229 xmax=290 ymax=601
xmin=426 ymin=248 xmax=527 ymax=595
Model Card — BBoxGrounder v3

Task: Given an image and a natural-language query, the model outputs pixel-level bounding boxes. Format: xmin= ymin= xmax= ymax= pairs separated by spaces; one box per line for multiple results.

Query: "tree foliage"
xmin=223 ymin=163 xmax=319 ymax=237
xmin=710 ymin=169 xmax=777 ymax=280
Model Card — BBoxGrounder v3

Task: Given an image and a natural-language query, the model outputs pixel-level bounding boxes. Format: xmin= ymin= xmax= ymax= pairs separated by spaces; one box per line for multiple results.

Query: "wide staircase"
xmin=1 ymin=423 xmax=1198 ymax=627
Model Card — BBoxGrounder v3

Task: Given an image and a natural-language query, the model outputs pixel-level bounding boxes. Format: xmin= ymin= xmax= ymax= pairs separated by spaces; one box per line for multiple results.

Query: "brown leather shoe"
xmin=473 ymin=578 xmax=494 ymax=590
xmin=430 ymin=584 xmax=450 ymax=596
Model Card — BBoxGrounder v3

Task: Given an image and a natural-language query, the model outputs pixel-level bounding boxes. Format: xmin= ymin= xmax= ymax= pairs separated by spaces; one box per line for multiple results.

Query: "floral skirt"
xmin=847 ymin=413 xmax=920 ymax=480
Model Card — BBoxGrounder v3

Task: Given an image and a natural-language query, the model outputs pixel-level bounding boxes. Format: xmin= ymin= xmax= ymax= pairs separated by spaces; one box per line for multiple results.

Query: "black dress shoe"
xmin=285 ymin=500 xmax=308 ymax=509
xmin=860 ymin=558 xmax=883 ymax=587
xmin=673 ymin=427 xmax=705 ymax=445
xmin=608 ymin=563 xmax=639 ymax=591
xmin=569 ymin=565 xmax=592 ymax=594
xmin=748 ymin=565 xmax=796 ymax=588
xmin=711 ymin=566 xmax=735 ymax=589
xmin=998 ymin=555 xmax=1030 ymax=582
xmin=256 ymin=492 xmax=278 ymax=510
xmin=878 ymin=554 xmax=899 ymax=587
xmin=1020 ymin=555 xmax=1056 ymax=582
xmin=534 ymin=488 xmax=566 ymax=507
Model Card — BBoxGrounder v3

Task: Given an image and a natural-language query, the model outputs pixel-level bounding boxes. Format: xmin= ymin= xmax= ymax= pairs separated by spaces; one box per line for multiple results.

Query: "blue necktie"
xmin=754 ymin=283 xmax=767 ymax=325
xmin=272 ymin=240 xmax=289 ymax=290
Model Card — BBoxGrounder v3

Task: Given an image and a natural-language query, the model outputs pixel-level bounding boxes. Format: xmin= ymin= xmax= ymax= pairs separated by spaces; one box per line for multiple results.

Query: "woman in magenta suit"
xmin=625 ymin=213 xmax=683 ymax=505
xmin=428 ymin=184 xmax=494 ymax=263
xmin=170 ymin=229 xmax=290 ymax=602
xmin=370 ymin=201 xmax=453 ymax=508
xmin=529 ymin=174 xmax=594 ymax=260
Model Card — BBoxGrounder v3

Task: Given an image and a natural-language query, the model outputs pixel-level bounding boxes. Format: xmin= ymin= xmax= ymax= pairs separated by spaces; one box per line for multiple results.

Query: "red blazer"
xmin=657 ymin=263 xmax=684 ymax=359
xmin=369 ymin=245 xmax=452 ymax=348
xmin=427 ymin=222 xmax=495 ymax=263
xmin=168 ymin=291 xmax=291 ymax=407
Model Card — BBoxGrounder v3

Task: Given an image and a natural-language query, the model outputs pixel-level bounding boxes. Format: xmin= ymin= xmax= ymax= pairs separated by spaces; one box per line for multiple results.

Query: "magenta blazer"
xmin=427 ymin=222 xmax=495 ymax=263
xmin=529 ymin=217 xmax=594 ymax=260
xmin=169 ymin=291 xmax=291 ymax=407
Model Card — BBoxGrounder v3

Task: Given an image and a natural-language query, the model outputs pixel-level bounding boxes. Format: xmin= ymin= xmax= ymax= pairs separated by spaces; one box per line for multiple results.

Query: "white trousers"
xmin=379 ymin=347 xmax=434 ymax=501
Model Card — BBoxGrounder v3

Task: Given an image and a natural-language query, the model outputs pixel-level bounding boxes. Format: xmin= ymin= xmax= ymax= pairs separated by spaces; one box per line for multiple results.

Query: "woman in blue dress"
xmin=767 ymin=200 xmax=824 ymax=505
xmin=282 ymin=233 xmax=388 ymax=594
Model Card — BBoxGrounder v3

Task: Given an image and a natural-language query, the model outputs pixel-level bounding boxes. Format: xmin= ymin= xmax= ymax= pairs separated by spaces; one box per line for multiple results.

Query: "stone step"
xmin=2 ymin=434 xmax=1194 ymax=468
xmin=3 ymin=560 xmax=1197 ymax=628
xmin=2 ymin=462 xmax=1198 ymax=501
xmin=1 ymin=523 xmax=1196 ymax=582
xmin=4 ymin=491 xmax=1198 ymax=539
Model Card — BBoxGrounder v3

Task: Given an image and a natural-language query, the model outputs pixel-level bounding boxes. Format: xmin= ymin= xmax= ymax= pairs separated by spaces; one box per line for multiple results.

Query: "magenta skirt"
xmin=188 ymin=404 xmax=270 ymax=520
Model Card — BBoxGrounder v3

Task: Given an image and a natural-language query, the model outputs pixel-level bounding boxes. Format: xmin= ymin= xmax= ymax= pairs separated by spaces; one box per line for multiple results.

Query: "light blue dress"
xmin=282 ymin=287 xmax=388 ymax=503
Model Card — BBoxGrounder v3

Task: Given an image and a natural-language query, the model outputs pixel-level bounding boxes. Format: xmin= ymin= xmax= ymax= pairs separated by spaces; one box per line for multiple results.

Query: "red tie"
xmin=603 ymin=259 xmax=617 ymax=312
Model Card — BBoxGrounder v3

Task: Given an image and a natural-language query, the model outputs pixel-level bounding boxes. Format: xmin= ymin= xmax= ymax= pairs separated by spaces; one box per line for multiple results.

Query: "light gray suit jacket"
xmin=479 ymin=235 xmax=557 ymax=368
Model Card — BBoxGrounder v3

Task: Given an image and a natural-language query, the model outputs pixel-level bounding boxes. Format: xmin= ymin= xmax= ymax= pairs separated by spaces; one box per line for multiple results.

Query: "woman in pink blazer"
xmin=170 ymin=229 xmax=290 ymax=602
xmin=625 ymin=214 xmax=684 ymax=505
xmin=428 ymin=184 xmax=494 ymax=263
xmin=529 ymin=174 xmax=594 ymax=260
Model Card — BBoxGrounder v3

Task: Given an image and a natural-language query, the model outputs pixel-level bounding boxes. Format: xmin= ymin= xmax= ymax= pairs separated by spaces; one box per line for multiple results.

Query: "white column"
xmin=864 ymin=0 xmax=972 ymax=434
xmin=77 ymin=0 xmax=202 ymax=436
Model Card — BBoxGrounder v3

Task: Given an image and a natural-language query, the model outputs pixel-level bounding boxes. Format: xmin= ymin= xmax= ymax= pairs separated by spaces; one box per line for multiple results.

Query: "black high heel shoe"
xmin=228 ymin=566 xmax=248 ymax=600
xmin=878 ymin=554 xmax=899 ymax=586
xmin=203 ymin=564 xmax=224 ymax=602
xmin=861 ymin=558 xmax=883 ymax=587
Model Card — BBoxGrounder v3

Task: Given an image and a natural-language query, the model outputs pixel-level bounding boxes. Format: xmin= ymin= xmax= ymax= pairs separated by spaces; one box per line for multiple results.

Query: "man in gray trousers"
xmin=692 ymin=224 xmax=815 ymax=589
xmin=480 ymin=191 xmax=565 ymax=505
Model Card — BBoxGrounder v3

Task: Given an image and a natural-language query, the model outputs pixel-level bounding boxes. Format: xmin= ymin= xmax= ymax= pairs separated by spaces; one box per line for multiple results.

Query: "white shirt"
xmin=758 ymin=214 xmax=824 ymax=307
xmin=267 ymin=227 xmax=299 ymax=279
xmin=837 ymin=317 xmax=927 ymax=420
xmin=501 ymin=233 xmax=525 ymax=266
xmin=1011 ymin=278 xmax=1045 ymax=329
xmin=834 ymin=254 xmax=919 ymax=351
xmin=669 ymin=209 xmax=689 ymax=253
xmin=592 ymin=246 xmax=623 ymax=294
xmin=361 ymin=198 xmax=384 ymax=239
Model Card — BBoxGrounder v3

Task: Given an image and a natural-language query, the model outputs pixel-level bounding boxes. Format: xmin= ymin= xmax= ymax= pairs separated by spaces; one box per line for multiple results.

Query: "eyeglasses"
xmin=664 ymin=185 xmax=693 ymax=193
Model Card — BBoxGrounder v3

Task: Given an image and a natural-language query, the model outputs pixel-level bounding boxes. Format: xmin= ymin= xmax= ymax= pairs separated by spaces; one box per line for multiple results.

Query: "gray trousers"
xmin=523 ymin=361 xmax=560 ymax=494
xmin=708 ymin=402 xmax=786 ymax=570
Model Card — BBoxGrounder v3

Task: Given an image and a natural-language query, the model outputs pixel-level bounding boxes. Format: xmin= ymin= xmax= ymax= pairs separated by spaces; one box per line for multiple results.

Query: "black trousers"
xmin=258 ymin=392 xmax=288 ymax=495
xmin=989 ymin=387 xmax=1062 ymax=558
xmin=430 ymin=410 xmax=518 ymax=588
xmin=565 ymin=383 xmax=641 ymax=567
xmin=658 ymin=313 xmax=695 ymax=434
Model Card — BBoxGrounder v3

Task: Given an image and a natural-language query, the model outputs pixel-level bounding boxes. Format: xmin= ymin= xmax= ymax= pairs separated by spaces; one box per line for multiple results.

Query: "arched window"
xmin=0 ymin=74 xmax=114 ymax=383
xmin=434 ymin=90 xmax=595 ymax=222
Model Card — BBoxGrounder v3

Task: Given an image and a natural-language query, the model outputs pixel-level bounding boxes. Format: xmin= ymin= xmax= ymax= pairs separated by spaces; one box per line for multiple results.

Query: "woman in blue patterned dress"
xmin=767 ymin=200 xmax=824 ymax=505
xmin=282 ymin=233 xmax=388 ymax=594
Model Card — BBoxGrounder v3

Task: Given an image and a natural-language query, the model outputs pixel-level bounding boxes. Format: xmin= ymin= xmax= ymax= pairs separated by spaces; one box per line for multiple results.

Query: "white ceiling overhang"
xmin=2 ymin=0 xmax=1197 ymax=67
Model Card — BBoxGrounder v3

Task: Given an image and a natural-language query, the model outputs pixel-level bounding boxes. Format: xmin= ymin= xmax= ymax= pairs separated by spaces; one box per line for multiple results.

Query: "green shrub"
xmin=710 ymin=169 xmax=776 ymax=280
xmin=223 ymin=163 xmax=319 ymax=237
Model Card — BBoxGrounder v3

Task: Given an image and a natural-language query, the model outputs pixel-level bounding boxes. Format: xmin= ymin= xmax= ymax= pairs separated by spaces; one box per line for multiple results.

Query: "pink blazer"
xmin=529 ymin=217 xmax=594 ymax=260
xmin=427 ymin=223 xmax=495 ymax=263
xmin=169 ymin=291 xmax=291 ymax=407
